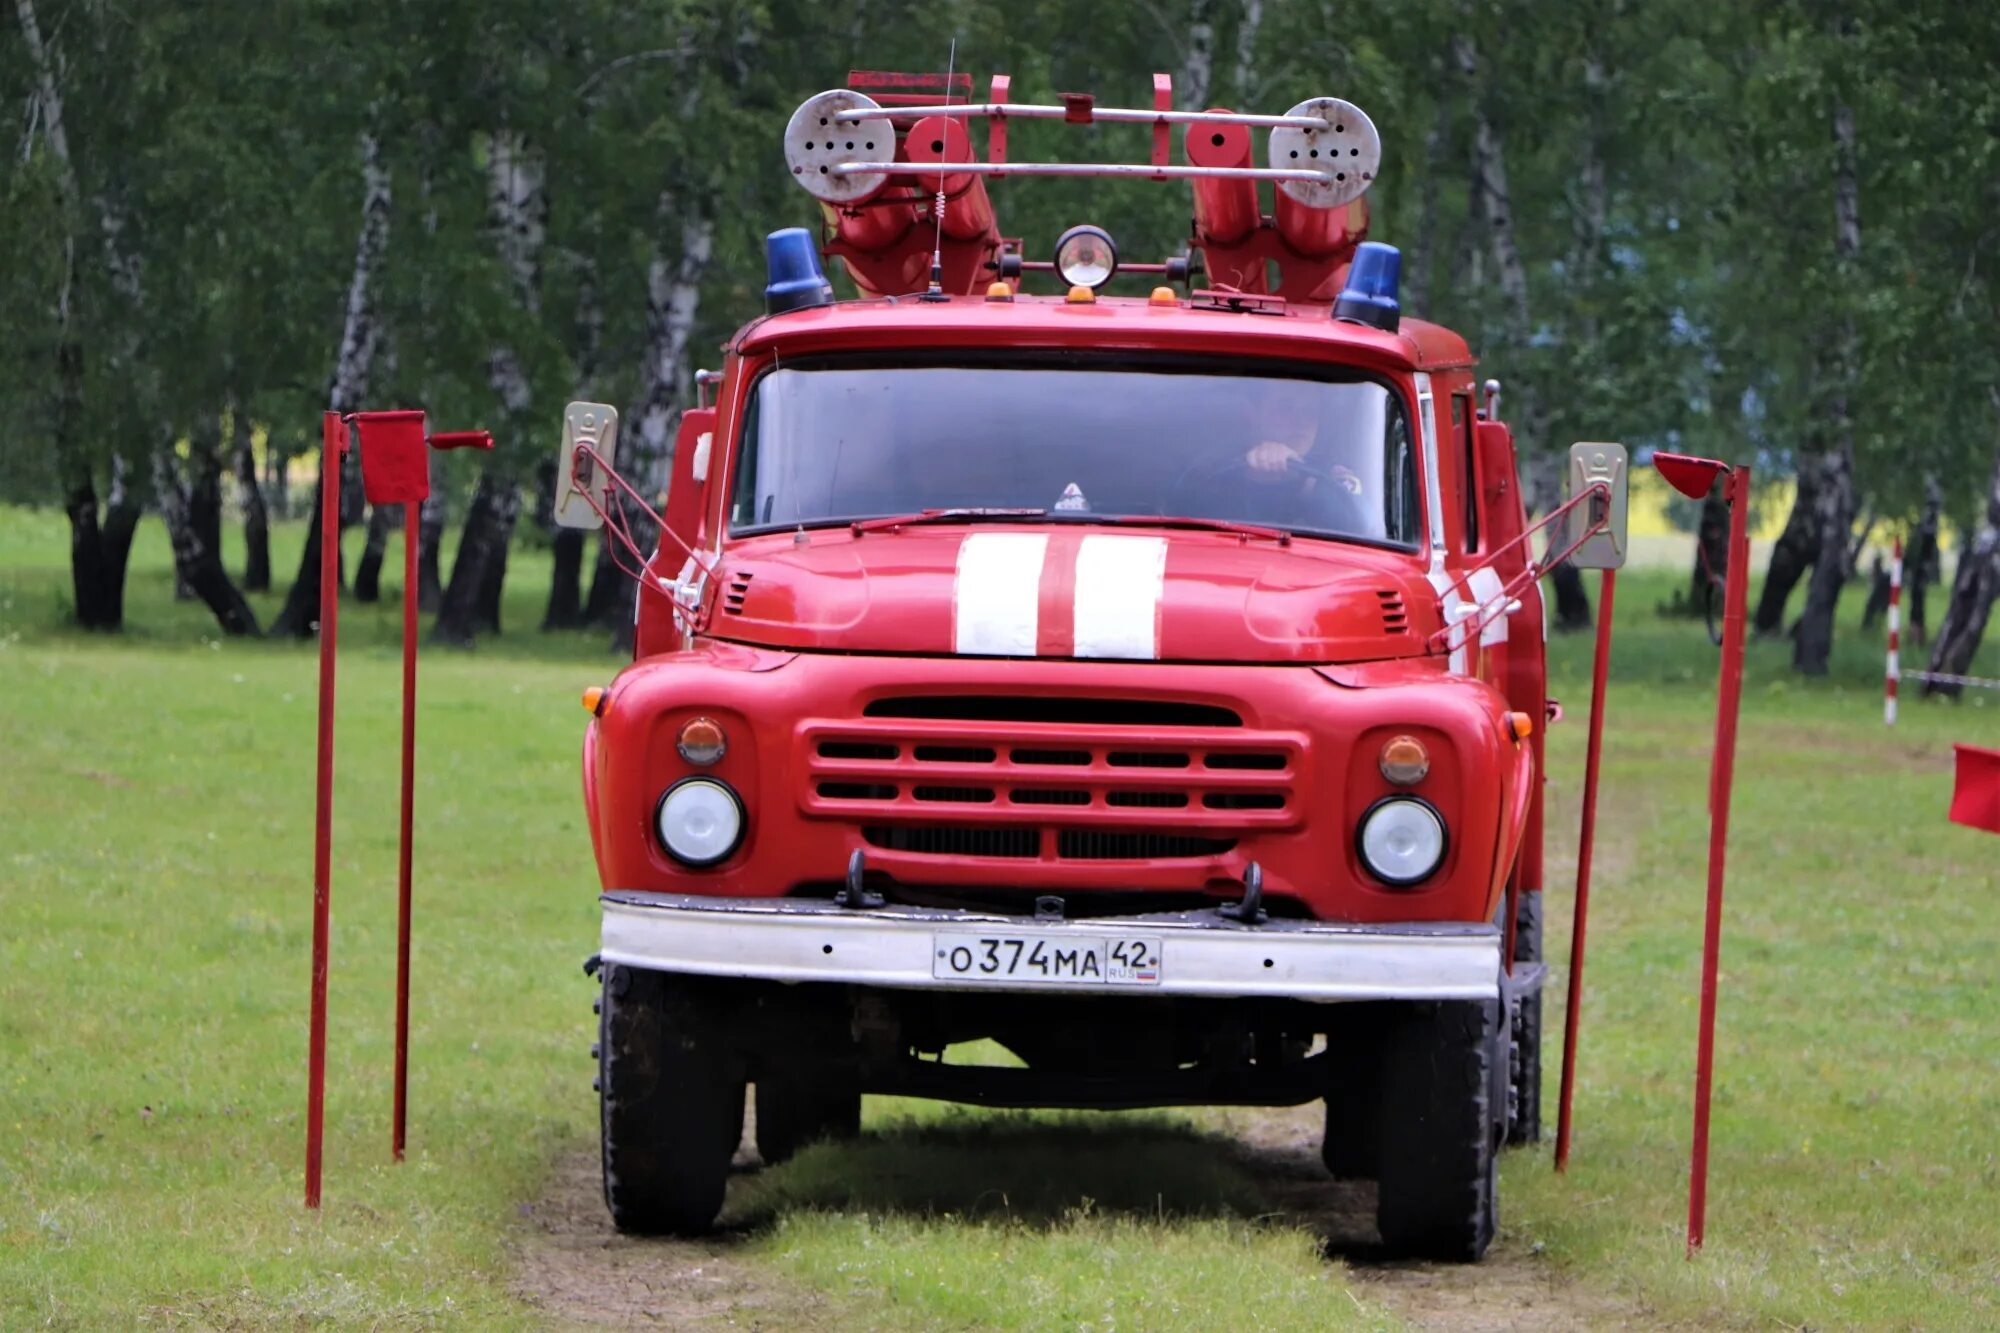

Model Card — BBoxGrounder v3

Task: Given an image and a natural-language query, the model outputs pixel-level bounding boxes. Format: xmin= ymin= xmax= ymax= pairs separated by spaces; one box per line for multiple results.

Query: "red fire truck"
xmin=560 ymin=72 xmax=1627 ymax=1260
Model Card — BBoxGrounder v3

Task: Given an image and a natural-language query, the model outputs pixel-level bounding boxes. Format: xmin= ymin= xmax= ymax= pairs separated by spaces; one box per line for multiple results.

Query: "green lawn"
xmin=2 ymin=505 xmax=1996 ymax=1328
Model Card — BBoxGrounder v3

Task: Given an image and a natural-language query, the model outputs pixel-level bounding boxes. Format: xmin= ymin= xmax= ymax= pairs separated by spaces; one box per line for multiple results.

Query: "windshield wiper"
xmin=847 ymin=508 xmax=1293 ymax=545
xmin=850 ymin=508 xmax=1047 ymax=535
xmin=1102 ymin=514 xmax=1292 ymax=545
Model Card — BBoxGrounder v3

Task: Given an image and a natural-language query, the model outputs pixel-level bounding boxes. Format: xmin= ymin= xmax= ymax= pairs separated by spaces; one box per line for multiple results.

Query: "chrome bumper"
xmin=600 ymin=892 xmax=1503 ymax=1002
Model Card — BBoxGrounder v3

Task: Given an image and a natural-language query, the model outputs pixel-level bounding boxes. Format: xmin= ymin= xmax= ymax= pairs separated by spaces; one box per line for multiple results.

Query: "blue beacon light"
xmin=764 ymin=227 xmax=833 ymax=315
xmin=1333 ymin=241 xmax=1401 ymax=333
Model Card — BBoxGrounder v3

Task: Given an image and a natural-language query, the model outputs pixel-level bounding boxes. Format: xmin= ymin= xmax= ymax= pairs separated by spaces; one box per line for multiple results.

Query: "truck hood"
xmin=705 ymin=526 xmax=1441 ymax=665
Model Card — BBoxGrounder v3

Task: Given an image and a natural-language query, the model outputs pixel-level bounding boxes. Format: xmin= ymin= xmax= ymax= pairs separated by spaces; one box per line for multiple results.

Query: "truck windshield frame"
xmin=724 ymin=352 xmax=1425 ymax=553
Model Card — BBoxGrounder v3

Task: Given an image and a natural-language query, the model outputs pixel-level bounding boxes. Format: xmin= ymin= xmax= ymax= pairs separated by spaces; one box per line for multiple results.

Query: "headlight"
xmin=1356 ymin=797 xmax=1446 ymax=887
xmin=1053 ymin=224 xmax=1118 ymax=289
xmin=656 ymin=778 xmax=745 ymax=867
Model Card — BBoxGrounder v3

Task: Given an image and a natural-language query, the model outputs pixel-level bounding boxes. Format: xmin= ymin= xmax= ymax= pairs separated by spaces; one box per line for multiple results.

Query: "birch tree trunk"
xmin=1908 ymin=475 xmax=1943 ymax=644
xmin=16 ymin=0 xmax=143 ymax=629
xmin=1925 ymin=394 xmax=2000 ymax=695
xmin=232 ymin=402 xmax=271 ymax=591
xmin=1454 ymin=29 xmax=1591 ymax=629
xmin=352 ymin=503 xmax=397 ymax=602
xmin=1793 ymin=93 xmax=1863 ymax=675
xmin=584 ymin=199 xmax=714 ymax=647
xmin=272 ymin=131 xmax=390 ymax=637
xmin=153 ymin=442 xmax=258 ymax=634
xmin=435 ymin=131 xmax=545 ymax=646
xmin=1754 ymin=459 xmax=1820 ymax=633
xmin=545 ymin=247 xmax=604 ymax=630
xmin=1180 ymin=0 xmax=1215 ymax=109
xmin=1230 ymin=0 xmax=1263 ymax=105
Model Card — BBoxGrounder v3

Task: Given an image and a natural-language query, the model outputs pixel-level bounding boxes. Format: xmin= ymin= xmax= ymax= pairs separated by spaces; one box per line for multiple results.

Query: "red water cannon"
xmin=783 ymin=71 xmax=1381 ymax=301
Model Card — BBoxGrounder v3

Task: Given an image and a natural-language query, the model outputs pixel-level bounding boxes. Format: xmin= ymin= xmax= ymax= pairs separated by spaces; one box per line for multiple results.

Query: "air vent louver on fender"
xmin=723 ymin=571 xmax=754 ymax=615
xmin=1375 ymin=589 xmax=1409 ymax=635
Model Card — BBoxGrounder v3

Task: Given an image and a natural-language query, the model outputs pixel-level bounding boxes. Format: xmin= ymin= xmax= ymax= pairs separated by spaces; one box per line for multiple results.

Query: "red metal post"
xmin=1554 ymin=566 xmax=1617 ymax=1171
xmin=1688 ymin=465 xmax=1752 ymax=1255
xmin=305 ymin=412 xmax=344 ymax=1209
xmin=392 ymin=498 xmax=419 ymax=1160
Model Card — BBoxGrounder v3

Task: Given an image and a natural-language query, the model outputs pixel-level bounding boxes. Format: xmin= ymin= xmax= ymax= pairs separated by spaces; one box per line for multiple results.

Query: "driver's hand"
xmin=1245 ymin=440 xmax=1302 ymax=477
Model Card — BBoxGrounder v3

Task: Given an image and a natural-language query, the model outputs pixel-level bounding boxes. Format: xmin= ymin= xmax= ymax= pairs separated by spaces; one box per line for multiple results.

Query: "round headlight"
xmin=1357 ymin=797 xmax=1446 ymax=887
xmin=656 ymin=778 xmax=745 ymax=867
xmin=1053 ymin=224 xmax=1118 ymax=289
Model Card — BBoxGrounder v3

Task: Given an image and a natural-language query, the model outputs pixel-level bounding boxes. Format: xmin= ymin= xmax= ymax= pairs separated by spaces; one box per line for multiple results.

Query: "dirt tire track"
xmin=514 ymin=1101 xmax=1658 ymax=1330
xmin=510 ymin=1139 xmax=836 ymax=1331
xmin=1213 ymin=1104 xmax=1652 ymax=1331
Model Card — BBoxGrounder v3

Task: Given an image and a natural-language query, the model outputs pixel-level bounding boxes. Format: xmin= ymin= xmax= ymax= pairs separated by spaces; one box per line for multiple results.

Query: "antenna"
xmin=917 ymin=38 xmax=957 ymax=302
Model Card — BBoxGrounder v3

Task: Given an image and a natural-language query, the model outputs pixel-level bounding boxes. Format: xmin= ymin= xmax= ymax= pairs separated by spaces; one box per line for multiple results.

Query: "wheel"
xmin=1508 ymin=891 xmax=1544 ymax=1146
xmin=1375 ymin=1000 xmax=1501 ymax=1261
xmin=1507 ymin=991 xmax=1543 ymax=1146
xmin=598 ymin=964 xmax=746 ymax=1235
xmin=754 ymin=1074 xmax=861 ymax=1166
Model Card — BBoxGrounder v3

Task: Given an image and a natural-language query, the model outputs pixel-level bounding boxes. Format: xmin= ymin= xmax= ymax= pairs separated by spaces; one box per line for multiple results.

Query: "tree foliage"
xmin=4 ymin=0 xmax=1998 ymax=663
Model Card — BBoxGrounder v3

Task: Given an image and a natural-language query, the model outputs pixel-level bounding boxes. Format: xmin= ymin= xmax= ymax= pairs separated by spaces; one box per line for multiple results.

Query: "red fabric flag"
xmin=353 ymin=410 xmax=429 ymax=505
xmin=1949 ymin=743 xmax=2000 ymax=836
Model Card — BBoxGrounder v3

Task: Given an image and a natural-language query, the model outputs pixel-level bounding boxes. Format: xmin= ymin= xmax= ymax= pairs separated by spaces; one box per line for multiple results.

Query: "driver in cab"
xmin=1216 ymin=390 xmax=1369 ymax=534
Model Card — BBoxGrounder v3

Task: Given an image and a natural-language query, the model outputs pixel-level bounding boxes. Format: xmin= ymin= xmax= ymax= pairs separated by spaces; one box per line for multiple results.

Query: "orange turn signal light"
xmin=1149 ymin=286 xmax=1177 ymax=306
xmin=581 ymin=686 xmax=608 ymax=717
xmin=985 ymin=281 xmax=1014 ymax=302
xmin=1065 ymin=284 xmax=1096 ymax=304
xmin=1505 ymin=711 xmax=1534 ymax=741
xmin=1379 ymin=735 xmax=1430 ymax=785
xmin=676 ymin=716 xmax=727 ymax=766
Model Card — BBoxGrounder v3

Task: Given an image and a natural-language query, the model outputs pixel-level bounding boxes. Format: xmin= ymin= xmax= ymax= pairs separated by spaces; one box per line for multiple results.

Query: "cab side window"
xmin=1452 ymin=393 xmax=1479 ymax=550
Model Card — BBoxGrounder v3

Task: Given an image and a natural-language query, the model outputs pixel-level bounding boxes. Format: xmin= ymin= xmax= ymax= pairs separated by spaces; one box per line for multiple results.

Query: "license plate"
xmin=931 ymin=931 xmax=1163 ymax=986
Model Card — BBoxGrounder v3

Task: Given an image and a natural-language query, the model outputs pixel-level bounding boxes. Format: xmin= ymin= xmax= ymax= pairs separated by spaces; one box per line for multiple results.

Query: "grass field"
xmin=2 ymin=505 xmax=1997 ymax=1329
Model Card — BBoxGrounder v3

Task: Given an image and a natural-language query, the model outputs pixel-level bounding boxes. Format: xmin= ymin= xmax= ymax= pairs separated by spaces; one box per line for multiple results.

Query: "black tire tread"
xmin=1376 ymin=1000 xmax=1499 ymax=1261
xmin=599 ymin=965 xmax=745 ymax=1236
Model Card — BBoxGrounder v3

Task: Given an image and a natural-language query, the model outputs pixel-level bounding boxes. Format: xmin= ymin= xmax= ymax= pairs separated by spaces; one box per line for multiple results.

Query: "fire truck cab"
xmin=566 ymin=73 xmax=1619 ymax=1261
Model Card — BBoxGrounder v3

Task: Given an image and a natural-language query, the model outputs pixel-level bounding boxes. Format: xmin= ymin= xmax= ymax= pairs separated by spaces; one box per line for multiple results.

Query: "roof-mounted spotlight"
xmin=1334 ymin=241 xmax=1401 ymax=333
xmin=764 ymin=228 xmax=833 ymax=315
xmin=1053 ymin=225 xmax=1118 ymax=290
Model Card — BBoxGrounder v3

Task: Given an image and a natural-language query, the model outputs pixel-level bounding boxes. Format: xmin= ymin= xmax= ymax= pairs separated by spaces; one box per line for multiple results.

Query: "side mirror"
xmin=555 ymin=402 xmax=619 ymax=529
xmin=1565 ymin=441 xmax=1628 ymax=570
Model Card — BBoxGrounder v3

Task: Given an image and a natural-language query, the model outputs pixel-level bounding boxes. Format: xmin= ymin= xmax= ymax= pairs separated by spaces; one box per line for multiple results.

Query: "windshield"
xmin=727 ymin=359 xmax=1421 ymax=547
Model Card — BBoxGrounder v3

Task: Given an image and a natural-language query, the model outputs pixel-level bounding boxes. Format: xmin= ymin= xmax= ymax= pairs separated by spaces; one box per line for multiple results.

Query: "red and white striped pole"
xmin=1885 ymin=538 xmax=1903 ymax=726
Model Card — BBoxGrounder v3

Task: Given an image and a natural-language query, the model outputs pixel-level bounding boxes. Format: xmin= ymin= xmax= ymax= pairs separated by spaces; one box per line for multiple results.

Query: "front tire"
xmin=599 ymin=965 xmax=746 ymax=1235
xmin=1375 ymin=1000 xmax=1500 ymax=1261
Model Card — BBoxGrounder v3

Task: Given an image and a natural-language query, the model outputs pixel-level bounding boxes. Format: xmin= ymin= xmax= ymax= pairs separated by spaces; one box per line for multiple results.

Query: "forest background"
xmin=4 ymin=0 xmax=1998 ymax=677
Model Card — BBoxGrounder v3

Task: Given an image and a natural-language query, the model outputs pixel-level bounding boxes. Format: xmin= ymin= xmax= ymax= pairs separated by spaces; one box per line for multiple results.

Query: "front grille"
xmin=864 ymin=825 xmax=1039 ymax=858
xmin=803 ymin=698 xmax=1300 ymax=862
xmin=1058 ymin=831 xmax=1237 ymax=859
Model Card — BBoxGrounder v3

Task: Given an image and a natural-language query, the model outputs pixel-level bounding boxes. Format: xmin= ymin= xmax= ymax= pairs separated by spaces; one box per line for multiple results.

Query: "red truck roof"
xmin=734 ymin=292 xmax=1476 ymax=374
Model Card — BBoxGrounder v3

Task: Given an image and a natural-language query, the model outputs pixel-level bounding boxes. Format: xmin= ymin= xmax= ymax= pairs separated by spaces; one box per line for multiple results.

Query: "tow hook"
xmin=582 ymin=952 xmax=601 ymax=977
xmin=1219 ymin=862 xmax=1268 ymax=924
xmin=1034 ymin=895 xmax=1065 ymax=922
xmin=836 ymin=849 xmax=884 ymax=909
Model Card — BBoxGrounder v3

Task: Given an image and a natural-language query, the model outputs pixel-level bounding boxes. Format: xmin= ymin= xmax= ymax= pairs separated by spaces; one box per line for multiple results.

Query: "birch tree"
xmin=271 ymin=131 xmax=391 ymax=637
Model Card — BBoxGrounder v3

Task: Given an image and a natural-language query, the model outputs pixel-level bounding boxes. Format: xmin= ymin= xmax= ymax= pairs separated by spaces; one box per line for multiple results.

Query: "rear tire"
xmin=754 ymin=1075 xmax=861 ymax=1166
xmin=1375 ymin=1000 xmax=1500 ymax=1261
xmin=599 ymin=965 xmax=746 ymax=1235
xmin=1507 ymin=892 xmax=1544 ymax=1146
